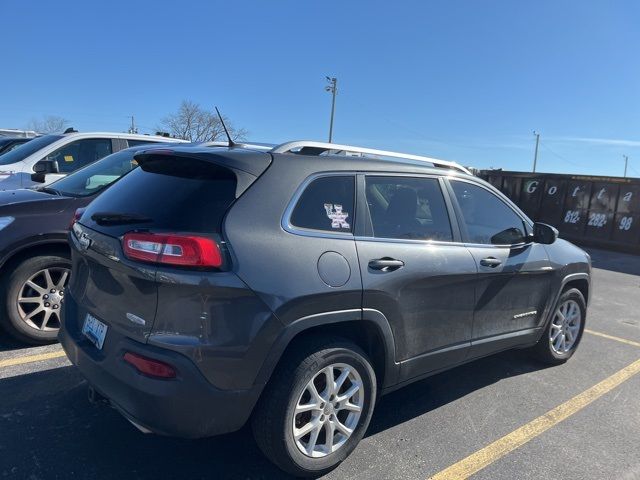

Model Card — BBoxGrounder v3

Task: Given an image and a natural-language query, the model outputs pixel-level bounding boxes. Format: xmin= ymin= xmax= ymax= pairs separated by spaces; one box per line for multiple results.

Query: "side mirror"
xmin=533 ymin=222 xmax=558 ymax=244
xmin=31 ymin=159 xmax=60 ymax=183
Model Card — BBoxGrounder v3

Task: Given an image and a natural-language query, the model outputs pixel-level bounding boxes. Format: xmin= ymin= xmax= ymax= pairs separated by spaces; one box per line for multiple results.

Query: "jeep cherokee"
xmin=59 ymin=141 xmax=591 ymax=477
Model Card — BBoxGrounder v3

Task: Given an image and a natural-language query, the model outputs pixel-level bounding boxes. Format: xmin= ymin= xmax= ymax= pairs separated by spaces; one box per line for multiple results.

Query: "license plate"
xmin=82 ymin=313 xmax=108 ymax=350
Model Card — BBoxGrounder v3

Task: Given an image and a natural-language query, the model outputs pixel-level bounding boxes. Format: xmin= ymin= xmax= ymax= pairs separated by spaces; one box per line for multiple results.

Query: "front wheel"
xmin=530 ymin=288 xmax=586 ymax=364
xmin=252 ymin=336 xmax=377 ymax=477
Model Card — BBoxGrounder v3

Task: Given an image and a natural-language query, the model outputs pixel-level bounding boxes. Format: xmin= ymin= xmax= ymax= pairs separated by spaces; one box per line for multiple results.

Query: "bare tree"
xmin=159 ymin=100 xmax=247 ymax=142
xmin=26 ymin=115 xmax=70 ymax=134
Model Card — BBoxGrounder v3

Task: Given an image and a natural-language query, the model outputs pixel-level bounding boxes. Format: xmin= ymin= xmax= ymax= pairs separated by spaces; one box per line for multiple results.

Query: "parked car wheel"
xmin=0 ymin=254 xmax=71 ymax=344
xmin=531 ymin=288 xmax=586 ymax=364
xmin=252 ymin=336 xmax=377 ymax=477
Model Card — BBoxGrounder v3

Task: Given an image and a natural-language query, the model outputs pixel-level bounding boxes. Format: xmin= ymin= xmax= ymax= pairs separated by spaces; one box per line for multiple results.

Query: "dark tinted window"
xmin=0 ymin=135 xmax=62 ymax=165
xmin=365 ymin=176 xmax=452 ymax=241
xmin=82 ymin=157 xmax=237 ymax=233
xmin=0 ymin=140 xmax=28 ymax=155
xmin=50 ymin=149 xmax=141 ymax=197
xmin=45 ymin=138 xmax=113 ymax=173
xmin=451 ymin=181 xmax=527 ymax=245
xmin=127 ymin=139 xmax=159 ymax=147
xmin=290 ymin=176 xmax=355 ymax=233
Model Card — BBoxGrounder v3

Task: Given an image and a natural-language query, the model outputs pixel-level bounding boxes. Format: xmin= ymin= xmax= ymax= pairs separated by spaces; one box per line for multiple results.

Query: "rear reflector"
xmin=123 ymin=352 xmax=176 ymax=379
xmin=122 ymin=232 xmax=222 ymax=267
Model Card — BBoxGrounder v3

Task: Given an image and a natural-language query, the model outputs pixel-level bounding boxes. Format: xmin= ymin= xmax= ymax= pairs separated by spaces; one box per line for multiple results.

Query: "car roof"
xmin=133 ymin=143 xmax=475 ymax=180
xmin=0 ymin=136 xmax=30 ymax=143
xmin=60 ymin=131 xmax=188 ymax=142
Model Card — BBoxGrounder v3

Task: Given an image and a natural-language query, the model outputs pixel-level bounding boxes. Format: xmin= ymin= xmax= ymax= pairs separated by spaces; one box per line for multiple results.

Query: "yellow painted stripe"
xmin=0 ymin=350 xmax=67 ymax=369
xmin=585 ymin=329 xmax=640 ymax=348
xmin=429 ymin=357 xmax=640 ymax=480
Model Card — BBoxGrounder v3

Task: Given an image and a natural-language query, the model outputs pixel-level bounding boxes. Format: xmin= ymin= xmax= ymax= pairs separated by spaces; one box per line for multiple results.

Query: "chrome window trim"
xmin=354 ymin=236 xmax=467 ymax=248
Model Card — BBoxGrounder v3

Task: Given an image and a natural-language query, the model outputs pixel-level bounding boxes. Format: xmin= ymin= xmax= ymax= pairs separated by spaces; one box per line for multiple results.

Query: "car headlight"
xmin=0 ymin=216 xmax=15 ymax=231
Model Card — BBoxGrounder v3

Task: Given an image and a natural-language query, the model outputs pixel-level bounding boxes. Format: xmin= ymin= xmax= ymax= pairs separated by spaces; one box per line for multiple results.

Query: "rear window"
xmin=290 ymin=176 xmax=355 ymax=233
xmin=0 ymin=134 xmax=62 ymax=165
xmin=82 ymin=157 xmax=237 ymax=233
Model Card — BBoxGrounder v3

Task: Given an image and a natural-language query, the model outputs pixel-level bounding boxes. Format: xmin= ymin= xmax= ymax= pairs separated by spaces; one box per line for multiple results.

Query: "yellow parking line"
xmin=429 ymin=357 xmax=640 ymax=480
xmin=0 ymin=350 xmax=67 ymax=369
xmin=584 ymin=329 xmax=640 ymax=348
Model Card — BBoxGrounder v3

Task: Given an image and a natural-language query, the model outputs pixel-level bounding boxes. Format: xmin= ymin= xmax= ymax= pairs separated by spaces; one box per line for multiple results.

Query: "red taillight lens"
xmin=70 ymin=207 xmax=86 ymax=229
xmin=122 ymin=232 xmax=222 ymax=267
xmin=123 ymin=352 xmax=176 ymax=379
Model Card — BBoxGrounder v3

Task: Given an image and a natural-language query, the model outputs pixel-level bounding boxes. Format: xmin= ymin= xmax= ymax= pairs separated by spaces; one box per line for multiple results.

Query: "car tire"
xmin=252 ymin=336 xmax=377 ymax=477
xmin=530 ymin=288 xmax=586 ymax=365
xmin=0 ymin=254 xmax=71 ymax=345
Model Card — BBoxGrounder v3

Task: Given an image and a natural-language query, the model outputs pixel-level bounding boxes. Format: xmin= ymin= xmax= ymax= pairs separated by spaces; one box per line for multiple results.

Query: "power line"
xmin=538 ymin=140 xmax=582 ymax=167
xmin=628 ymin=164 xmax=640 ymax=177
xmin=338 ymin=87 xmax=452 ymax=146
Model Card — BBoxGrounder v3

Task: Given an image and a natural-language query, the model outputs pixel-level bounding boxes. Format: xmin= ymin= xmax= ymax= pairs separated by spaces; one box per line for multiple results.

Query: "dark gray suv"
xmin=59 ymin=141 xmax=591 ymax=477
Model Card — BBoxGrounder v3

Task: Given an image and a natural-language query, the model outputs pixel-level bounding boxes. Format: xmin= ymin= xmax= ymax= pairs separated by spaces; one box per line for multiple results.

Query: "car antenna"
xmin=215 ymin=107 xmax=235 ymax=148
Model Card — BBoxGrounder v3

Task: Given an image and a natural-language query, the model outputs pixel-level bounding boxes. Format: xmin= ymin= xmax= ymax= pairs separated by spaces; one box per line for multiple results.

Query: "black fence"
xmin=479 ymin=170 xmax=640 ymax=253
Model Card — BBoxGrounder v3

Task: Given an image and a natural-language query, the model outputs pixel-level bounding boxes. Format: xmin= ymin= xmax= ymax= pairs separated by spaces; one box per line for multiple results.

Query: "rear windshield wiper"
xmin=90 ymin=212 xmax=153 ymax=226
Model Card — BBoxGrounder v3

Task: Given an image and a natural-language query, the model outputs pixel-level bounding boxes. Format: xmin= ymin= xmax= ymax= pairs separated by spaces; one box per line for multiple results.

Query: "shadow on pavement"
xmin=367 ymin=349 xmax=548 ymax=436
xmin=584 ymin=247 xmax=640 ymax=276
xmin=0 ymin=335 xmax=32 ymax=353
xmin=0 ymin=349 xmax=549 ymax=479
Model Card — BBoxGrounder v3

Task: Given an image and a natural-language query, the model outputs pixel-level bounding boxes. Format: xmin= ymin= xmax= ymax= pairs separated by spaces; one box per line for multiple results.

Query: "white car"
xmin=0 ymin=129 xmax=187 ymax=190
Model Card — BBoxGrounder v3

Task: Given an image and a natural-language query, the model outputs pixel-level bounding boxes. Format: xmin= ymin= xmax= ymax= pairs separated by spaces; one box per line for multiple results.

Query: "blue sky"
xmin=2 ymin=0 xmax=640 ymax=177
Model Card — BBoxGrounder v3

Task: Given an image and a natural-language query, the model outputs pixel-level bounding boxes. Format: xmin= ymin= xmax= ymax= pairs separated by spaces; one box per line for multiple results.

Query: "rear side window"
xmin=127 ymin=139 xmax=159 ymax=147
xmin=451 ymin=180 xmax=527 ymax=245
xmin=365 ymin=176 xmax=453 ymax=241
xmin=82 ymin=157 xmax=237 ymax=233
xmin=290 ymin=176 xmax=355 ymax=233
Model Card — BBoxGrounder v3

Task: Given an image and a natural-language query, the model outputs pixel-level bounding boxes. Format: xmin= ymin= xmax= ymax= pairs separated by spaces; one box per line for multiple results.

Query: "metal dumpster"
xmin=480 ymin=170 xmax=640 ymax=253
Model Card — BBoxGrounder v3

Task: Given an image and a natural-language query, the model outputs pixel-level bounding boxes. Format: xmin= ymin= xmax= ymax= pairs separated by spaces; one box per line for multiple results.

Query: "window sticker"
xmin=64 ymin=155 xmax=74 ymax=162
xmin=324 ymin=203 xmax=350 ymax=229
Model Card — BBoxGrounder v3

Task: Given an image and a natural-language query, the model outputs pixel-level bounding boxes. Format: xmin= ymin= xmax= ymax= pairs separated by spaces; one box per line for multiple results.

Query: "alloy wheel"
xmin=17 ymin=267 xmax=70 ymax=331
xmin=292 ymin=363 xmax=364 ymax=458
xmin=549 ymin=299 xmax=582 ymax=354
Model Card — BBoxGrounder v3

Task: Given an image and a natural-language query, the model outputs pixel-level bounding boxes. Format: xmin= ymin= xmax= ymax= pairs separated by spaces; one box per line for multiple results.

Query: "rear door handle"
xmin=480 ymin=257 xmax=502 ymax=268
xmin=368 ymin=258 xmax=405 ymax=271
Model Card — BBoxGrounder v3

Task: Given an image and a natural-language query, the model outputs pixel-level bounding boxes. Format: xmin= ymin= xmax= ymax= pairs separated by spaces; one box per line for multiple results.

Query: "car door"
xmin=446 ymin=179 xmax=554 ymax=358
xmin=355 ymin=174 xmax=478 ymax=382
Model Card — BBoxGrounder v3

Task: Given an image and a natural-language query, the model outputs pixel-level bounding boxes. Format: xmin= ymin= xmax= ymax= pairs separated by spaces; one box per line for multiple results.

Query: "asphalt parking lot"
xmin=1 ymin=247 xmax=639 ymax=480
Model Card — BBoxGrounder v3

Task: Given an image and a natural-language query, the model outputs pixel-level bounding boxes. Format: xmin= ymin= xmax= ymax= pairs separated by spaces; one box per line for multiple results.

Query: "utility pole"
xmin=128 ymin=115 xmax=137 ymax=134
xmin=532 ymin=131 xmax=540 ymax=172
xmin=623 ymin=155 xmax=629 ymax=178
xmin=325 ymin=76 xmax=337 ymax=142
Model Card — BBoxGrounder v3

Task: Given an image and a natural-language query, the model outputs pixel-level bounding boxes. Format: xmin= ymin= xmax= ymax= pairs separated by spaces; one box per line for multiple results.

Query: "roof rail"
xmin=271 ymin=140 xmax=471 ymax=175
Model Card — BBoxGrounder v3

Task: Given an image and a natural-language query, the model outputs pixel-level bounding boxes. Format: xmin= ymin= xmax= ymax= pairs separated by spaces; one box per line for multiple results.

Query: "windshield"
xmin=0 ymin=135 xmax=62 ymax=166
xmin=48 ymin=148 xmax=140 ymax=197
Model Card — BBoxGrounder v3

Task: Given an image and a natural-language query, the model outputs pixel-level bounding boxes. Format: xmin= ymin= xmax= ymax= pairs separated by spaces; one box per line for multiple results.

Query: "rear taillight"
xmin=122 ymin=232 xmax=223 ymax=267
xmin=70 ymin=208 xmax=86 ymax=229
xmin=123 ymin=352 xmax=176 ymax=379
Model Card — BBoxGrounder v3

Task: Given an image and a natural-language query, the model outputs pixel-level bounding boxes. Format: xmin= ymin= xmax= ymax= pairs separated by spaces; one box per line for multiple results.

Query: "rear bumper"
xmin=59 ymin=293 xmax=261 ymax=438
